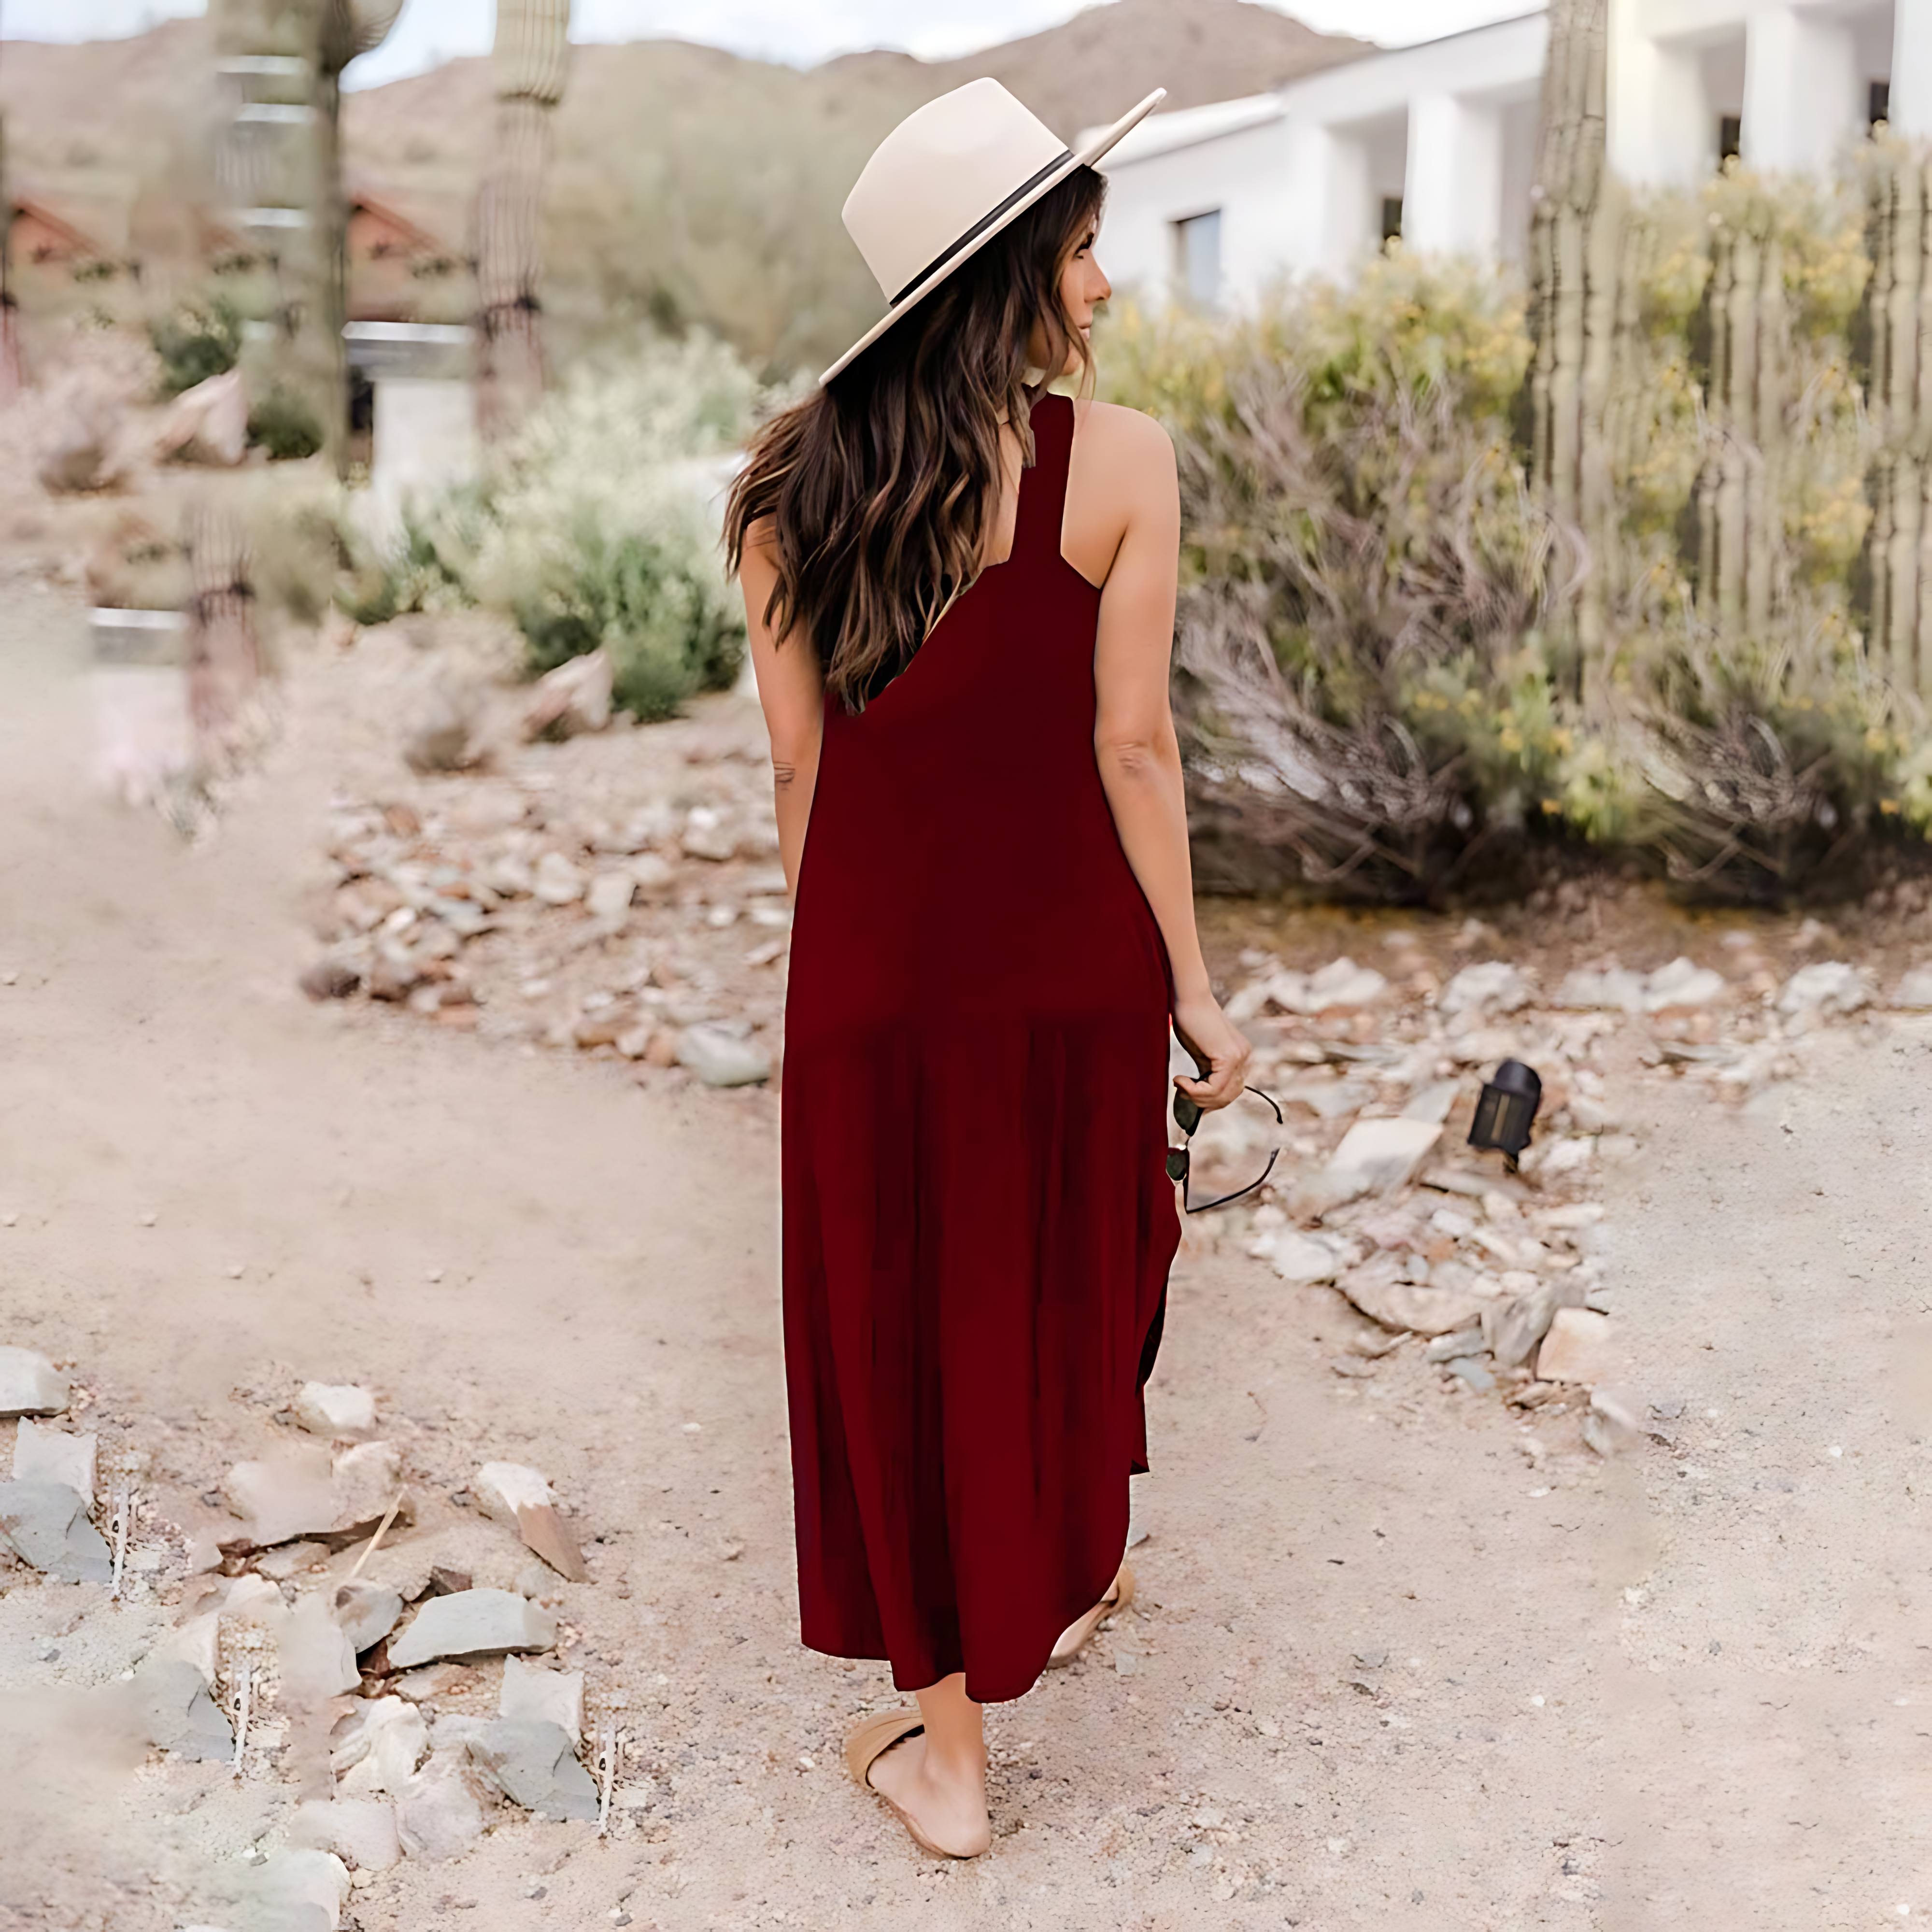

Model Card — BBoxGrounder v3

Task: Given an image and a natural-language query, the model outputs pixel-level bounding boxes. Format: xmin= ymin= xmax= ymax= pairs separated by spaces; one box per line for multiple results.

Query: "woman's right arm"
xmin=738 ymin=522 xmax=823 ymax=896
xmin=739 ymin=520 xmax=825 ymax=902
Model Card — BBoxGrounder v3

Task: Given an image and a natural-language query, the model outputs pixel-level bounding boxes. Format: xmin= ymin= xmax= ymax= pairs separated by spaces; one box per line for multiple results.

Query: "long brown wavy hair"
xmin=724 ymin=165 xmax=1108 ymax=713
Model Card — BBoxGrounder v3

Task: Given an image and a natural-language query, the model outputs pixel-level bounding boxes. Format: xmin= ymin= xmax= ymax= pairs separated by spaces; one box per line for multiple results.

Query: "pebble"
xmin=1323 ymin=1118 xmax=1442 ymax=1202
xmin=533 ymin=852 xmax=587 ymax=906
xmin=500 ymin=1655 xmax=585 ymax=1737
xmin=586 ymin=872 xmax=636 ymax=922
xmin=676 ymin=1022 xmax=772 ymax=1087
xmin=12 ymin=1420 xmax=97 ymax=1500
xmin=295 ymin=1382 xmax=378 ymax=1440
xmin=393 ymin=1749 xmax=491 ymax=1862
xmin=332 ymin=1580 xmax=406 ymax=1654
xmin=1534 ymin=1307 xmax=1619 ymax=1385
xmin=0 ymin=1346 xmax=70 ymax=1419
xmin=387 ymin=1588 xmax=558 ymax=1670
xmin=0 ymin=1479 xmax=112 ymax=1581
xmin=468 ymin=1717 xmax=600 ymax=1821
xmin=1261 ymin=1230 xmax=1343 ymax=1286
xmin=1640 ymin=957 xmax=1726 ymax=1012
xmin=1439 ymin=961 xmax=1533 ymax=1018
xmin=1443 ymin=1357 xmax=1495 ymax=1393
xmin=1776 ymin=961 xmax=1872 ymax=1023
xmin=1336 ymin=1262 xmax=1484 ymax=1337
xmin=132 ymin=1652 xmax=234 ymax=1762
xmin=1892 ymin=968 xmax=1932 ymax=1010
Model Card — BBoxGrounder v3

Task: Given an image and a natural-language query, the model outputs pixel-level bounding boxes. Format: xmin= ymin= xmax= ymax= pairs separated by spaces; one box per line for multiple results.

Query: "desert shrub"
xmin=247 ymin=385 xmax=326 ymax=461
xmin=148 ymin=295 xmax=242 ymax=397
xmin=1106 ymin=260 xmax=1581 ymax=901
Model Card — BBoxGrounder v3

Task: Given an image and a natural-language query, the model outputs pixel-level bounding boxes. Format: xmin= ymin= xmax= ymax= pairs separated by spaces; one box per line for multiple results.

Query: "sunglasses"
xmin=1165 ymin=1083 xmax=1284 ymax=1214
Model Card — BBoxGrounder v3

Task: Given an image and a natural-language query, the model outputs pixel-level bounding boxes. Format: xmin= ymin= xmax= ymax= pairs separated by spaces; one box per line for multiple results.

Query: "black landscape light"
xmin=1468 ymin=1060 xmax=1542 ymax=1173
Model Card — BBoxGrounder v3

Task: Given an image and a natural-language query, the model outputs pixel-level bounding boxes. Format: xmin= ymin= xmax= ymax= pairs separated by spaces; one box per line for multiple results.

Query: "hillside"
xmin=0 ymin=0 xmax=1372 ymax=374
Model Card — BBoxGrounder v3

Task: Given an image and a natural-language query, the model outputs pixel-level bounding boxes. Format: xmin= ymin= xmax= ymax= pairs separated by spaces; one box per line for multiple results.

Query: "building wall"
xmin=1096 ymin=0 xmax=1925 ymax=317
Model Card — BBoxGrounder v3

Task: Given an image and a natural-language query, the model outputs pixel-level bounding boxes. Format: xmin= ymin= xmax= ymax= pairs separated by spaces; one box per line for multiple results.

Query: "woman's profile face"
xmin=1026 ymin=220 xmax=1111 ymax=377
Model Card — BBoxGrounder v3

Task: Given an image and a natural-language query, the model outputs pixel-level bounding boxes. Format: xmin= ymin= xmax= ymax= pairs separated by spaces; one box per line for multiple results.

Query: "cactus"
xmin=475 ymin=0 xmax=573 ymax=443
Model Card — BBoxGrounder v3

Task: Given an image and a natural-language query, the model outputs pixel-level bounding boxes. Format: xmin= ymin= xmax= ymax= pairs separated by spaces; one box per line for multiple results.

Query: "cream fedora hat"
xmin=819 ymin=77 xmax=1165 ymax=386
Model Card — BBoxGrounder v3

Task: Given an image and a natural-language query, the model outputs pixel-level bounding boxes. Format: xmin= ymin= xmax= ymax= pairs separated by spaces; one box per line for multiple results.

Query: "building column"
xmin=1743 ymin=3 xmax=1860 ymax=173
xmin=1608 ymin=18 xmax=1708 ymax=186
xmin=1895 ymin=0 xmax=1932 ymax=141
xmin=1405 ymin=93 xmax=1505 ymax=256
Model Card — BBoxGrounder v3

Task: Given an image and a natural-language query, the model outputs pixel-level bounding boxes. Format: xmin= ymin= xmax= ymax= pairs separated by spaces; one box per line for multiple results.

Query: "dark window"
xmin=1718 ymin=114 xmax=1742 ymax=164
xmin=1380 ymin=196 xmax=1404 ymax=247
xmin=1871 ymin=79 xmax=1891 ymax=128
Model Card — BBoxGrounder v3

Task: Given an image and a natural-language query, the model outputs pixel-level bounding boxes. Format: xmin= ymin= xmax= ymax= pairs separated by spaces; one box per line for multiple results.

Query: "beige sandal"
xmin=1046 ymin=1562 xmax=1136 ymax=1668
xmin=844 ymin=1707 xmax=969 ymax=1860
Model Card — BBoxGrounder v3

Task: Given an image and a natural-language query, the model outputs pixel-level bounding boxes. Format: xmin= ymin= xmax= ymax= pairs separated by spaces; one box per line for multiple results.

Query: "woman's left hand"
xmin=1171 ymin=991 xmax=1252 ymax=1113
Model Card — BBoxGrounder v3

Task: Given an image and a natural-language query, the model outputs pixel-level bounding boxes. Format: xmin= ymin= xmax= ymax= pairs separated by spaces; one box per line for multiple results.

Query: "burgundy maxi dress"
xmin=780 ymin=392 xmax=1182 ymax=1705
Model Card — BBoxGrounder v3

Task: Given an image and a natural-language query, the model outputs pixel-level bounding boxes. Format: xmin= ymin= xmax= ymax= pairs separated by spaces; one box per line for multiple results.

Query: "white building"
xmin=1093 ymin=0 xmax=1922 ymax=312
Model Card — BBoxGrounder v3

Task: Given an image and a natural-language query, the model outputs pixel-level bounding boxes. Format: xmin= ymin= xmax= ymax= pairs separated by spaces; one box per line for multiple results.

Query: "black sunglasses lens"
xmin=1173 ymin=1091 xmax=1202 ymax=1135
xmin=1165 ymin=1148 xmax=1190 ymax=1184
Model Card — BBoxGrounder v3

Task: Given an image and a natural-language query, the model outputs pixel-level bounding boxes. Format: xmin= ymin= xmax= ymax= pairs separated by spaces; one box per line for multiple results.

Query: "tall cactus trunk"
xmin=1864 ymin=140 xmax=1932 ymax=696
xmin=1526 ymin=0 xmax=1611 ymax=704
xmin=476 ymin=0 xmax=572 ymax=444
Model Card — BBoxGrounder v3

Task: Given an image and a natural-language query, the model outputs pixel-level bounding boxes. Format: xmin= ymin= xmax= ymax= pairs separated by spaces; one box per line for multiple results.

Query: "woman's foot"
xmin=866 ymin=1728 xmax=992 ymax=1858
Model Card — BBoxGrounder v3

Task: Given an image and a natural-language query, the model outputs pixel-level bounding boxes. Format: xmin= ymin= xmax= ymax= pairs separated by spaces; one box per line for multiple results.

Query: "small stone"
xmin=333 ymin=1696 xmax=429 ymax=1794
xmin=1534 ymin=1307 xmax=1620 ymax=1385
xmin=132 ymin=1652 xmax=233 ymax=1762
xmin=1776 ymin=961 xmax=1872 ymax=1023
xmin=533 ymin=852 xmax=587 ymax=906
xmin=0 ymin=1347 xmax=70 ymax=1418
xmin=1439 ymin=962 xmax=1533 ymax=1019
xmin=291 ymin=1797 xmax=401 ymax=1873
xmin=1336 ymin=1261 xmax=1484 ymax=1337
xmin=0 ymin=1480 xmax=112 ymax=1581
xmin=468 ymin=1718 xmax=599 ymax=1821
xmin=300 ymin=957 xmax=362 ymax=1001
xmin=386 ymin=1589 xmax=558 ymax=1670
xmin=680 ymin=810 xmax=738 ymax=862
xmin=586 ymin=872 xmax=635 ymax=922
xmin=12 ymin=1421 xmax=96 ymax=1501
xmin=333 ymin=1581 xmax=405 ymax=1655
xmin=628 ymin=852 xmax=678 ymax=894
xmin=1422 ymin=1327 xmax=1485 ymax=1363
xmin=1481 ymin=1286 xmax=1559 ymax=1370
xmin=1401 ymin=1080 xmax=1460 ymax=1125
xmin=223 ymin=1440 xmax=409 ymax=1549
xmin=278 ymin=1591 xmax=361 ymax=1702
xmin=1892 ymin=968 xmax=1932 ymax=1010
xmin=521 ymin=649 xmax=613 ymax=741
xmin=473 ymin=1462 xmax=589 ymax=1582
xmin=390 ymin=1663 xmax=468 ymax=1703
xmin=256 ymin=1540 xmax=330 ymax=1582
xmin=1322 ymin=1118 xmax=1442 ymax=1202
xmin=1261 ymin=1230 xmax=1342 ymax=1286
xmin=295 ymin=1383 xmax=379 ymax=1440
xmin=676 ymin=1023 xmax=771 ymax=1087
xmin=393 ymin=1749 xmax=491 ymax=1861
xmin=1444 ymin=1356 xmax=1495 ymax=1392
xmin=1642 ymin=957 xmax=1726 ymax=1012
xmin=1555 ymin=966 xmax=1644 ymax=1014
xmin=427 ymin=1565 xmax=472 ymax=1596
xmin=367 ymin=952 xmax=423 ymax=1002
xmin=500 ymin=1655 xmax=585 ymax=1737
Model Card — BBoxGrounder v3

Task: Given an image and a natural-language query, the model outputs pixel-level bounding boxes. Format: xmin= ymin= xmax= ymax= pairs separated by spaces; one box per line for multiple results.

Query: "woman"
xmin=725 ymin=78 xmax=1252 ymax=1860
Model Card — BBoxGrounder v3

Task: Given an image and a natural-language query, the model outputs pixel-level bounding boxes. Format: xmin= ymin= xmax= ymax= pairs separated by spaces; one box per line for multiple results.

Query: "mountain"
xmin=0 ymin=1 xmax=1372 ymax=375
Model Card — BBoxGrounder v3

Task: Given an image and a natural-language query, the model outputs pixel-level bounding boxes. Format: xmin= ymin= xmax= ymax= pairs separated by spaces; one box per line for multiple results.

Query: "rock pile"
xmin=1201 ymin=938 xmax=1920 ymax=1442
xmin=1 ymin=1360 xmax=631 ymax=1904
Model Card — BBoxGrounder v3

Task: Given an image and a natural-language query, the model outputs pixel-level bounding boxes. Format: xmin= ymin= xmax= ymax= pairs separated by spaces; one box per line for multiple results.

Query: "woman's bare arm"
xmin=1084 ymin=406 xmax=1250 ymax=1113
xmin=739 ymin=522 xmax=824 ymax=901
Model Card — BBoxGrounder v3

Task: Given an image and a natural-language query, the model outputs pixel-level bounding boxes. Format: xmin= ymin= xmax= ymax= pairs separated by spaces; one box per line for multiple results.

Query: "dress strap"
xmin=1014 ymin=391 xmax=1074 ymax=560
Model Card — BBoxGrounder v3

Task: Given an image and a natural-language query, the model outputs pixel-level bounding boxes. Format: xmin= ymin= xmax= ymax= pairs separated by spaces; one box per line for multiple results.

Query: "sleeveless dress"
xmin=780 ymin=392 xmax=1182 ymax=1705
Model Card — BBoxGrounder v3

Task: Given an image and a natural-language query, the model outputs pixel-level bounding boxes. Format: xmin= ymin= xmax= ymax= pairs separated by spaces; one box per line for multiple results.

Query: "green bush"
xmin=247 ymin=385 xmax=326 ymax=461
xmin=148 ymin=295 xmax=243 ymax=397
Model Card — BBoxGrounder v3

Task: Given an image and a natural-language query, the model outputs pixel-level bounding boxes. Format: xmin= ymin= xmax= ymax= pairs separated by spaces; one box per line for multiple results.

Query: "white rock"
xmin=1534 ymin=1307 xmax=1620 ymax=1384
xmin=294 ymin=1383 xmax=378 ymax=1440
xmin=586 ymin=871 xmax=636 ymax=922
xmin=223 ymin=1440 xmax=406 ymax=1549
xmin=158 ymin=1609 xmax=222 ymax=1688
xmin=1263 ymin=1231 xmax=1343 ymax=1286
xmin=1642 ymin=956 xmax=1727 ymax=1011
xmin=1554 ymin=967 xmax=1645 ymax=1014
xmin=1776 ymin=961 xmax=1873 ymax=1021
xmin=521 ymin=649 xmax=612 ymax=740
xmin=1537 ymin=1137 xmax=1595 ymax=1177
xmin=1892 ymin=968 xmax=1932 ymax=1010
xmin=253 ymin=1850 xmax=350 ymax=1932
xmin=0 ymin=1481 xmax=111 ymax=1581
xmin=1439 ymin=962 xmax=1534 ymax=1018
xmin=676 ymin=1023 xmax=771 ymax=1087
xmin=276 ymin=1592 xmax=360 ymax=1703
xmin=1401 ymin=1080 xmax=1460 ymax=1125
xmin=1428 ymin=1206 xmax=1476 ymax=1240
xmin=12 ymin=1420 xmax=96 ymax=1500
xmin=0 ymin=1347 xmax=69 ymax=1418
xmin=532 ymin=852 xmax=587 ymax=906
xmin=499 ymin=1655 xmax=585 ymax=1738
xmin=386 ymin=1589 xmax=557 ymax=1670
xmin=473 ymin=1462 xmax=552 ymax=1522
xmin=291 ymin=1797 xmax=401 ymax=1873
xmin=393 ymin=1749 xmax=491 ymax=1862
xmin=333 ymin=1697 xmax=428 ymax=1795
xmin=1338 ymin=1266 xmax=1485 ymax=1336
xmin=681 ymin=808 xmax=739 ymax=862
xmin=1324 ymin=1118 xmax=1442 ymax=1199
xmin=332 ymin=1580 xmax=404 ymax=1655
xmin=628 ymin=851 xmax=678 ymax=895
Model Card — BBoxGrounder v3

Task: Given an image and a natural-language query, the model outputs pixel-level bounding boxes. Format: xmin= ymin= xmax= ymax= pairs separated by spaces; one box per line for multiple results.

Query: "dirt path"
xmin=2 ymin=576 xmax=1927 ymax=1930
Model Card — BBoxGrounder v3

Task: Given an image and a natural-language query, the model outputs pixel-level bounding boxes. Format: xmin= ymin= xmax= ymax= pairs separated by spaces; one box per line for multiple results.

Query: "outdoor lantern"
xmin=1468 ymin=1060 xmax=1542 ymax=1172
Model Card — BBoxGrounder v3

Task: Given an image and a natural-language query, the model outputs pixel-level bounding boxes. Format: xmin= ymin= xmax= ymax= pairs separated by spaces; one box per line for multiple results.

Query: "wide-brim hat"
xmin=819 ymin=77 xmax=1166 ymax=386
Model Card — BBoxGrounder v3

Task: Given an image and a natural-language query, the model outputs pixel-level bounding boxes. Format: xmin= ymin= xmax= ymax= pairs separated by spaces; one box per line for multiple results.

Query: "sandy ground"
xmin=2 ymin=568 xmax=1930 ymax=1931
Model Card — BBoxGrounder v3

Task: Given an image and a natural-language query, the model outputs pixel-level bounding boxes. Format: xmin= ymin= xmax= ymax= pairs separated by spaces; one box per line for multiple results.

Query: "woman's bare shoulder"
xmin=1070 ymin=397 xmax=1175 ymax=469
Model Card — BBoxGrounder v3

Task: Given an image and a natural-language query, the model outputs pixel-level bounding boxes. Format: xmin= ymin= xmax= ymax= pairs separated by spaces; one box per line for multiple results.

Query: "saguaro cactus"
xmin=1525 ymin=0 xmax=1613 ymax=700
xmin=475 ymin=0 xmax=572 ymax=443
xmin=1863 ymin=138 xmax=1932 ymax=695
